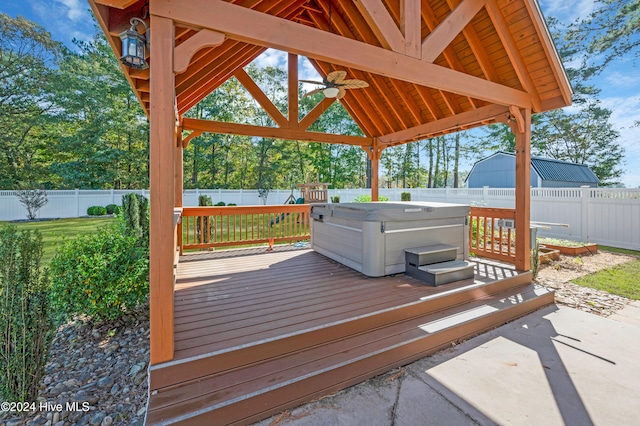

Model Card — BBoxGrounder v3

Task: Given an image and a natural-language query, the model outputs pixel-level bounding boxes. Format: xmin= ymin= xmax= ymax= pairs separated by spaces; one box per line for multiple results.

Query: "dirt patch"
xmin=535 ymin=251 xmax=637 ymax=317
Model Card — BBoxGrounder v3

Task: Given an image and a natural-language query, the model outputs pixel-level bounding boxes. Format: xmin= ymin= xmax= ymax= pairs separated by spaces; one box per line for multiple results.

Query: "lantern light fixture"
xmin=119 ymin=17 xmax=149 ymax=70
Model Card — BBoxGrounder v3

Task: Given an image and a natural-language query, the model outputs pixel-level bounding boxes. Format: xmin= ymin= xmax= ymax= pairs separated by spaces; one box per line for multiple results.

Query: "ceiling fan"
xmin=301 ymin=70 xmax=369 ymax=99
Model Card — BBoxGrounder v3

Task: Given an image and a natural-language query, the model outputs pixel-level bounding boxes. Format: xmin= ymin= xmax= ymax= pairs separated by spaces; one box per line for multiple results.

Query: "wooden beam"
xmin=509 ymin=105 xmax=525 ymax=134
xmin=485 ymin=0 xmax=542 ymax=112
xmin=401 ymin=0 xmax=421 ymax=58
xmin=182 ymin=117 xmax=373 ymax=146
xmin=511 ymin=107 xmax=531 ymax=271
xmin=288 ymin=53 xmax=299 ymax=129
xmin=174 ymin=29 xmax=225 ymax=74
xmin=298 ymin=97 xmax=336 ymax=130
xmin=181 ymin=130 xmax=203 ymax=148
xmin=148 ymin=14 xmax=175 ymax=365
xmin=234 ymin=67 xmax=289 ymax=128
xmin=379 ymin=104 xmax=509 ymax=144
xmin=94 ymin=0 xmax=138 ymax=9
xmin=363 ymin=139 xmax=384 ymax=201
xmin=153 ymin=0 xmax=532 ymax=108
xmin=422 ymin=0 xmax=486 ymax=63
xmin=353 ymin=0 xmax=405 ymax=53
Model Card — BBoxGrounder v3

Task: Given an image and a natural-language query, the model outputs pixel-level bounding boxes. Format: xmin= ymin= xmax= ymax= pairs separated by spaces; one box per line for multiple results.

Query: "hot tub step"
xmin=404 ymin=244 xmax=457 ymax=269
xmin=408 ymin=260 xmax=475 ymax=286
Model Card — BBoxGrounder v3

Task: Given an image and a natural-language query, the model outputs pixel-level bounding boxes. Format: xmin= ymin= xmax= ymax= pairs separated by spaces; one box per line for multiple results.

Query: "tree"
xmin=533 ymin=99 xmax=624 ymax=185
xmin=16 ymin=188 xmax=48 ymax=220
xmin=0 ymin=14 xmax=63 ymax=188
xmin=570 ymin=0 xmax=640 ymax=69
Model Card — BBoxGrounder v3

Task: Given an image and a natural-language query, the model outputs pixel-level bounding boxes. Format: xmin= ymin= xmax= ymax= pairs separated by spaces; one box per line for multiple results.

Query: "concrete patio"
xmin=257 ymin=302 xmax=640 ymax=426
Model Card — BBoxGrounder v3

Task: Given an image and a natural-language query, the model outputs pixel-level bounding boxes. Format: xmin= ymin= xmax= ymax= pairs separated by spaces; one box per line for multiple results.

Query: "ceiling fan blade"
xmin=299 ymin=79 xmax=325 ymax=85
xmin=336 ymin=87 xmax=347 ymax=99
xmin=303 ymin=88 xmax=324 ymax=97
xmin=340 ymin=79 xmax=369 ymax=89
xmin=326 ymin=70 xmax=347 ymax=84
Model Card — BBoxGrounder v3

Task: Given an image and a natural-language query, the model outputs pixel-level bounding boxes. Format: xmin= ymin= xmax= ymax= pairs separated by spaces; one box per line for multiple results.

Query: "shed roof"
xmin=89 ymin=0 xmax=572 ymax=144
xmin=467 ymin=151 xmax=600 ymax=184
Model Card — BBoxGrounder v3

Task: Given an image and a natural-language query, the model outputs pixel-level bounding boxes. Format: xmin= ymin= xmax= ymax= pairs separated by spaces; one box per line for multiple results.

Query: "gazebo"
xmin=89 ymin=0 xmax=571 ymax=423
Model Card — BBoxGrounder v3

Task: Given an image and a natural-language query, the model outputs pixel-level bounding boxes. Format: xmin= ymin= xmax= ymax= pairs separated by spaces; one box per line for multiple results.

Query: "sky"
xmin=2 ymin=0 xmax=639 ymax=187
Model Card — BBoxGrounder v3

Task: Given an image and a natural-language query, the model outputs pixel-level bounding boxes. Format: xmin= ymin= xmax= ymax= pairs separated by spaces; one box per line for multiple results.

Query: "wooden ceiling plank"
xmin=176 ymin=40 xmax=243 ymax=96
xmin=234 ymin=68 xmax=289 ymax=128
xmin=152 ymin=0 xmax=532 ymax=108
xmin=388 ymin=79 xmax=423 ymax=125
xmin=353 ymin=0 xmax=405 ymax=53
xmin=182 ymin=118 xmax=373 ymax=146
xmin=312 ymin=59 xmax=388 ymax=136
xmin=401 ymin=0 xmax=422 ymax=58
xmin=355 ymin=70 xmax=412 ymax=131
xmin=485 ymin=0 xmax=542 ymax=111
xmin=522 ymin=0 xmax=572 ymax=106
xmin=414 ymin=85 xmax=444 ymax=120
xmin=379 ymin=104 xmax=509 ymax=144
xmin=174 ymin=29 xmax=226 ymax=74
xmin=420 ymin=1 xmax=476 ymax=112
xmin=307 ymin=11 xmax=392 ymax=136
xmin=422 ymin=0 xmax=487 ymax=63
xmin=178 ymin=46 xmax=265 ymax=114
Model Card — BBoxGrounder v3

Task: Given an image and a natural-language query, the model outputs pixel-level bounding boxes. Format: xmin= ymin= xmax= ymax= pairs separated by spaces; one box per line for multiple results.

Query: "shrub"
xmin=0 ymin=226 xmax=54 ymax=402
xmin=227 ymin=203 xmax=237 ymax=206
xmin=353 ymin=194 xmax=389 ymax=202
xmin=106 ymin=204 xmax=118 ymax=215
xmin=198 ymin=195 xmax=213 ymax=206
xmin=49 ymin=222 xmax=149 ymax=323
xmin=401 ymin=192 xmax=411 ymax=201
xmin=214 ymin=201 xmax=226 ymax=206
xmin=122 ymin=193 xmax=149 ymax=245
xmin=87 ymin=206 xmax=107 ymax=216
xmin=16 ymin=188 xmax=48 ymax=220
xmin=330 ymin=196 xmax=340 ymax=203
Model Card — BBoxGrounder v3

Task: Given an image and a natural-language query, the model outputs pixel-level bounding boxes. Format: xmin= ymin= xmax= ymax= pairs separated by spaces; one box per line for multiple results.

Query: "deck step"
xmin=414 ymin=260 xmax=476 ymax=286
xmin=146 ymin=284 xmax=554 ymax=425
xmin=404 ymin=244 xmax=457 ymax=268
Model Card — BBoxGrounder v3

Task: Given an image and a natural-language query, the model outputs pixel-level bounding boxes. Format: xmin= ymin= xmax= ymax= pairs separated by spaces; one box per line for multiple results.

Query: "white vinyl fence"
xmin=2 ymin=187 xmax=639 ymax=250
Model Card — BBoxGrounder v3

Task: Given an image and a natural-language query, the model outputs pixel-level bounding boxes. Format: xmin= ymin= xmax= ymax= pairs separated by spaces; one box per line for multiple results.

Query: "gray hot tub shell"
xmin=310 ymin=202 xmax=470 ymax=277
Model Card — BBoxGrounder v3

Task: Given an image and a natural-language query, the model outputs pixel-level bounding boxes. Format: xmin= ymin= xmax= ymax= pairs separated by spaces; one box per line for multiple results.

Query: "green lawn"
xmin=0 ymin=217 xmax=114 ymax=264
xmin=571 ymin=246 xmax=640 ymax=300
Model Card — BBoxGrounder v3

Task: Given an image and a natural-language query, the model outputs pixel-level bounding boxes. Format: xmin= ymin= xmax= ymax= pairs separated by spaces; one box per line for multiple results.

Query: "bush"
xmin=227 ymin=203 xmax=237 ymax=206
xmin=49 ymin=222 xmax=149 ymax=323
xmin=401 ymin=192 xmax=411 ymax=201
xmin=214 ymin=201 xmax=226 ymax=206
xmin=198 ymin=195 xmax=213 ymax=206
xmin=106 ymin=204 xmax=119 ymax=215
xmin=122 ymin=193 xmax=149 ymax=245
xmin=87 ymin=206 xmax=107 ymax=216
xmin=353 ymin=194 xmax=389 ymax=202
xmin=330 ymin=196 xmax=340 ymax=203
xmin=0 ymin=226 xmax=54 ymax=402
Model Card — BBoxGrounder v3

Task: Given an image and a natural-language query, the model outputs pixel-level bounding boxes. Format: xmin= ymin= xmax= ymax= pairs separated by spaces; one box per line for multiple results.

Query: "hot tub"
xmin=310 ymin=202 xmax=470 ymax=277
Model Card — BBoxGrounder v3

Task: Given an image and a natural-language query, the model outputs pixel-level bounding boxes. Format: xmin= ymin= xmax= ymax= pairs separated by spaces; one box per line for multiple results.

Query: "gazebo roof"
xmin=89 ymin=0 xmax=571 ymax=144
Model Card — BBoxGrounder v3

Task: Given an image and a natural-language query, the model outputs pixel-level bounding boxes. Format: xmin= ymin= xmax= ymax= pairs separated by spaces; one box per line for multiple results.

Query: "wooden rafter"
xmin=353 ymin=0 xmax=405 ymax=53
xmin=234 ymin=68 xmax=289 ymax=128
xmin=94 ymin=0 xmax=139 ymax=9
xmin=379 ymin=104 xmax=510 ymax=145
xmin=298 ymin=97 xmax=336 ymax=130
xmin=152 ymin=0 xmax=532 ymax=108
xmin=485 ymin=0 xmax=542 ymax=111
xmin=422 ymin=0 xmax=487 ymax=63
xmin=182 ymin=117 xmax=373 ymax=146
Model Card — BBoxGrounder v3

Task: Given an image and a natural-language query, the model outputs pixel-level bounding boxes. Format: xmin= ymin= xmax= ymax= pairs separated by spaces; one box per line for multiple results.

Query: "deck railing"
xmin=180 ymin=205 xmax=311 ymax=252
xmin=469 ymin=207 xmax=517 ymax=264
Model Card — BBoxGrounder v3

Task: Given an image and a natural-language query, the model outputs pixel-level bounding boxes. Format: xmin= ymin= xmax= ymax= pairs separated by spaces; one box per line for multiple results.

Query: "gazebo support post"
xmin=363 ymin=138 xmax=384 ymax=201
xmin=149 ymin=14 xmax=176 ymax=365
xmin=510 ymin=107 xmax=531 ymax=271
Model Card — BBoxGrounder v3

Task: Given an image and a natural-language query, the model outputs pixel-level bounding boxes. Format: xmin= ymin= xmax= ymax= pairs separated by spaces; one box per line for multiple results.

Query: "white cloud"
xmin=252 ymin=49 xmax=287 ymax=69
xmin=55 ymin=0 xmax=87 ymax=22
xmin=539 ymin=0 xmax=595 ymax=22
xmin=599 ymin=95 xmax=640 ymax=187
xmin=605 ymin=71 xmax=640 ymax=89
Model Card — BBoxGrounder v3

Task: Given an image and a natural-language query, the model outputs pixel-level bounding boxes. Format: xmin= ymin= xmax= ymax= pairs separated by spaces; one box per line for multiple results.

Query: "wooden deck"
xmin=147 ymin=246 xmax=554 ymax=425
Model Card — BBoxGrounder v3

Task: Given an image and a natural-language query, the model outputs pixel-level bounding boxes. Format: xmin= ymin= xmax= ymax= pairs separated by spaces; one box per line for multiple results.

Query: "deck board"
xmin=171 ymin=247 xmax=523 ymax=360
